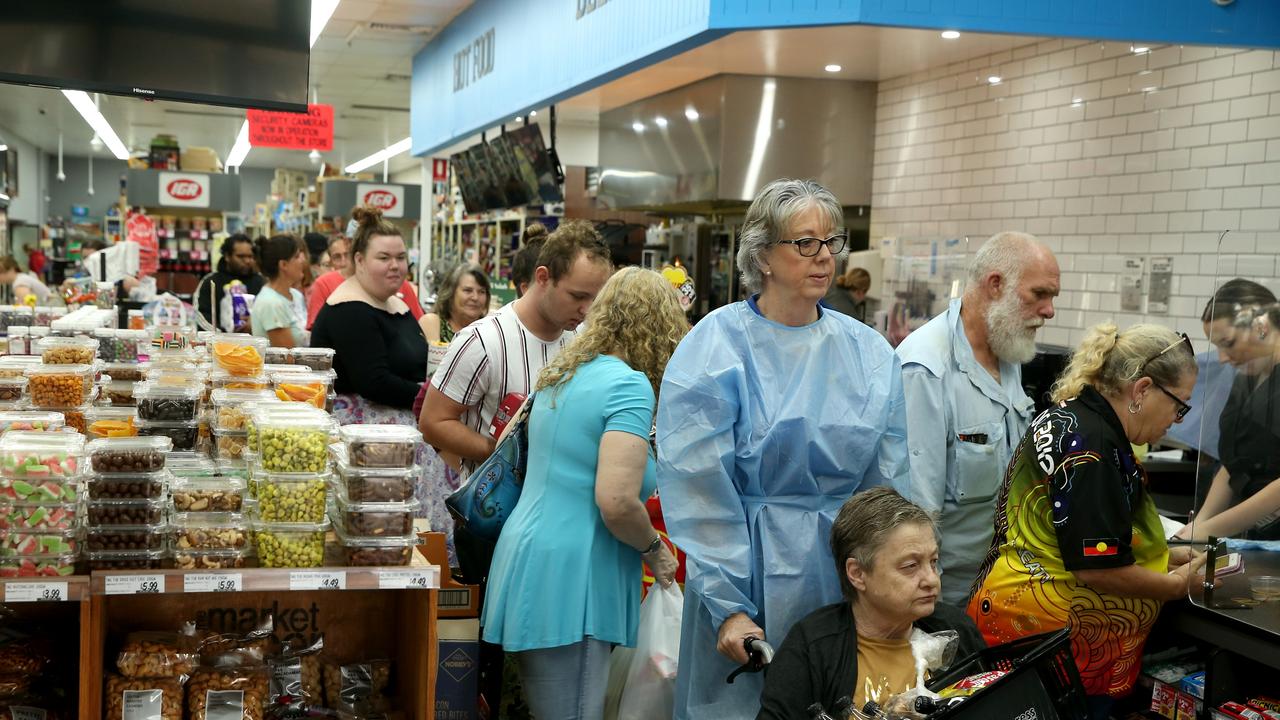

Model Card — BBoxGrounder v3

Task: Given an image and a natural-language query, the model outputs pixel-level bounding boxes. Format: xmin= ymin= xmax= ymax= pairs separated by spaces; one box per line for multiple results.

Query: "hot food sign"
xmin=356 ymin=184 xmax=405 ymax=218
xmin=158 ymin=172 xmax=210 ymax=208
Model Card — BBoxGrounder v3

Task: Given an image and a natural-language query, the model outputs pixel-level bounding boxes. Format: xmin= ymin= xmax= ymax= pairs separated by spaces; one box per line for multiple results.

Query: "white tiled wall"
xmin=870 ymin=37 xmax=1280 ymax=348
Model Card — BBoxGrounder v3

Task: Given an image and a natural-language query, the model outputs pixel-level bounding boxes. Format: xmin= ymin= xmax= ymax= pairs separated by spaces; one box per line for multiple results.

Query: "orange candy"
xmin=276 ymin=382 xmax=325 ymax=409
xmin=213 ymin=342 xmax=264 ymax=376
xmin=89 ymin=417 xmax=137 ymax=438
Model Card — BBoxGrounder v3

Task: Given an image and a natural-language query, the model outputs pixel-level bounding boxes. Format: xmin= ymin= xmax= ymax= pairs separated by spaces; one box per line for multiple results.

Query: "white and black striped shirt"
xmin=429 ymin=302 xmax=576 ymax=476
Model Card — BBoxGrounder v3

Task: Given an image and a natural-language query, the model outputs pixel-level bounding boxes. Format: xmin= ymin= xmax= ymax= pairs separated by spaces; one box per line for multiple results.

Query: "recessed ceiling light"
xmin=824 ymin=64 xmax=842 ymax=73
xmin=632 ymin=122 xmax=645 ymax=133
xmin=685 ymin=107 xmax=700 ymax=121
xmin=987 ymin=76 xmax=1002 ymax=85
xmin=654 ymin=116 xmax=668 ymax=128
xmin=529 ymin=110 xmax=537 ymax=117
xmin=941 ymin=30 xmax=961 ymax=40
xmin=1132 ymin=46 xmax=1150 ymax=54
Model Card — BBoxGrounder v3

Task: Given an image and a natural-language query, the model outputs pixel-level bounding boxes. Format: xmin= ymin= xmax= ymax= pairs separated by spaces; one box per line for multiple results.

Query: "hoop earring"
xmin=1127 ymin=401 xmax=1142 ymax=414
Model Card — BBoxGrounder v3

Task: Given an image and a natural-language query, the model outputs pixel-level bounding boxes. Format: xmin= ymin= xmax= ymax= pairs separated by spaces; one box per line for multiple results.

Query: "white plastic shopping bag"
xmin=617 ymin=582 xmax=683 ymax=720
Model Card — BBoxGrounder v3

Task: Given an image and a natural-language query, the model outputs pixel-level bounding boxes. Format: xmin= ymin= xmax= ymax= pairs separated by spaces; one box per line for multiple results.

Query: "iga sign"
xmin=247 ymin=104 xmax=335 ymax=151
xmin=357 ymin=184 xmax=405 ymax=218
xmin=158 ymin=172 xmax=210 ymax=208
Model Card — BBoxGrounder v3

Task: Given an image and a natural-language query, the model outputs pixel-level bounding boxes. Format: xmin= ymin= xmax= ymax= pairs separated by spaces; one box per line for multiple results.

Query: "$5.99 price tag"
xmin=105 ymin=574 xmax=164 ymax=595
xmin=184 ymin=573 xmax=242 ymax=593
xmin=4 ymin=582 xmax=68 ymax=603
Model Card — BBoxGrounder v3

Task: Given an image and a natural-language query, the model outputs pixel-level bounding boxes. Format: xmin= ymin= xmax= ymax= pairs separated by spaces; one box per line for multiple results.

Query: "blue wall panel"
xmin=411 ymin=0 xmax=716 ymax=157
xmin=709 ymin=0 xmax=1280 ymax=48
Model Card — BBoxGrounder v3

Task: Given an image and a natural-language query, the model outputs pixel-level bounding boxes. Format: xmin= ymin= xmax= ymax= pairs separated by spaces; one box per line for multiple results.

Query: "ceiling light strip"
xmin=226 ymin=120 xmax=251 ymax=168
xmin=345 ymin=137 xmax=412 ymax=174
xmin=311 ymin=0 xmax=341 ymax=47
xmin=61 ymin=90 xmax=130 ymax=160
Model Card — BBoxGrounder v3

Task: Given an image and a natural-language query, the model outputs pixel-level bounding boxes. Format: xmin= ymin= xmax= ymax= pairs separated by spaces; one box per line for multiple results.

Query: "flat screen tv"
xmin=472 ymin=143 xmax=510 ymax=211
xmin=0 ymin=1 xmax=309 ymax=112
xmin=451 ymin=148 xmax=487 ymax=215
xmin=506 ymin=124 xmax=564 ymax=204
xmin=487 ymin=133 xmax=534 ymax=209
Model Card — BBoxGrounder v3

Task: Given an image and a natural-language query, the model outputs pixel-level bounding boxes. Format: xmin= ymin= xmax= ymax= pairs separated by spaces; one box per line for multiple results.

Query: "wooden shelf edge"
xmin=0 ymin=574 xmax=90 ymax=603
xmin=88 ymin=564 xmax=442 ymax=595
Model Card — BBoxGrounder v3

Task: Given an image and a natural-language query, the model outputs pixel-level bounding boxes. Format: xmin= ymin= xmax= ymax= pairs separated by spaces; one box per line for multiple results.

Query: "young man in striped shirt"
xmin=420 ymin=220 xmax=613 ymax=477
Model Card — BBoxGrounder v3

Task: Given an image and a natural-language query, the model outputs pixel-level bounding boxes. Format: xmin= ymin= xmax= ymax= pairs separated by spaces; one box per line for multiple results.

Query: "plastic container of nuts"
xmin=136 ymin=419 xmax=201 ymax=452
xmin=338 ymin=424 xmax=422 ymax=469
xmin=61 ymin=403 xmax=96 ymax=435
xmin=84 ymin=406 xmax=139 ymax=439
xmin=255 ymin=520 xmax=327 ymax=568
xmin=0 ymin=551 xmax=79 ymax=577
xmin=0 ymin=356 xmax=41 ymax=379
xmin=0 ymin=500 xmax=80 ymax=531
xmin=172 ymin=512 xmax=250 ymax=551
xmin=175 ymin=546 xmax=250 ymax=570
xmin=213 ymin=429 xmax=248 ymax=461
xmin=37 ymin=336 xmax=99 ymax=365
xmin=264 ymin=346 xmax=336 ymax=371
xmin=87 ymin=436 xmax=172 ymax=474
xmin=0 ymin=411 xmax=63 ymax=435
xmin=256 ymin=474 xmax=329 ymax=523
xmin=100 ymin=380 xmax=138 ymax=406
xmin=254 ymin=411 xmax=332 ymax=474
xmin=25 ymin=363 xmax=94 ymax=408
xmin=100 ymin=361 xmax=149 ymax=383
xmin=0 ymin=378 xmax=26 ymax=404
xmin=85 ymin=525 xmax=168 ymax=553
xmin=87 ymin=498 xmax=167 ymax=526
xmin=0 ymin=431 xmax=84 ymax=480
xmin=86 ymin=472 xmax=169 ymax=500
xmin=134 ymin=382 xmax=202 ymax=423
xmin=331 ymin=491 xmax=419 ymax=538
xmin=332 ymin=525 xmax=417 ymax=566
xmin=332 ymin=454 xmax=418 ymax=503
xmin=85 ymin=548 xmax=169 ymax=571
xmin=172 ymin=476 xmax=245 ymax=513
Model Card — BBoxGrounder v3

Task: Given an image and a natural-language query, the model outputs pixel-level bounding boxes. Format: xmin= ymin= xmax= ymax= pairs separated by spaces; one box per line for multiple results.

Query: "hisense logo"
xmin=132 ymin=87 xmax=156 ymax=95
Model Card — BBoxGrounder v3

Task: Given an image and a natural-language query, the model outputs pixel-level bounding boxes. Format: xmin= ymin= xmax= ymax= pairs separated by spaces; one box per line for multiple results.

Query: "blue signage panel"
xmin=411 ymin=0 xmax=717 ymax=157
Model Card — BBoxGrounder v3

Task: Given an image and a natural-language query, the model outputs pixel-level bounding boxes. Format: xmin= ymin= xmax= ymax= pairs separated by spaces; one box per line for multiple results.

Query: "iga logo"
xmin=166 ymin=180 xmax=203 ymax=201
xmin=363 ymin=190 xmax=397 ymax=210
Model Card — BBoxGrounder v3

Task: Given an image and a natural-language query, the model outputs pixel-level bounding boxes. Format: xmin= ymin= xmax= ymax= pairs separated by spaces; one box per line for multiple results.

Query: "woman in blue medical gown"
xmin=656 ymin=179 xmax=911 ymax=719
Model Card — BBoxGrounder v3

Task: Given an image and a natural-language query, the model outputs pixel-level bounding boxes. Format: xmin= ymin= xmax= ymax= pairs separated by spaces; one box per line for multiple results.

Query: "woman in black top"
xmin=1180 ymin=279 xmax=1280 ymax=540
xmin=312 ymin=206 xmax=428 ymax=411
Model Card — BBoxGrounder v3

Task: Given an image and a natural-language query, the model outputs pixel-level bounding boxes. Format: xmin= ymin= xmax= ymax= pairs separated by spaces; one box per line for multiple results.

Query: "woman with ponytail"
xmin=249 ymin=234 xmax=308 ymax=348
xmin=967 ymin=322 xmax=1203 ymax=720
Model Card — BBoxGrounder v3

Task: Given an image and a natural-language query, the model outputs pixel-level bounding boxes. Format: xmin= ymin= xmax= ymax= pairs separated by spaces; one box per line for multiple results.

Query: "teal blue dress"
xmin=481 ymin=355 xmax=657 ymax=651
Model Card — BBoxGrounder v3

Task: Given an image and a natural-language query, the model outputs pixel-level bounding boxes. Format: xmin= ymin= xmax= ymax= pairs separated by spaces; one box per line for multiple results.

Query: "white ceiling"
xmin=0 ymin=0 xmax=472 ymax=174
xmin=0 ymin=11 xmax=1045 ymax=180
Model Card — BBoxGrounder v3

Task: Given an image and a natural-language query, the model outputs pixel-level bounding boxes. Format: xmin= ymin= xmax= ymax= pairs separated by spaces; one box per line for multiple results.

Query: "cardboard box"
xmin=1181 ymin=671 xmax=1205 ymax=700
xmin=436 ymin=619 xmax=480 ymax=720
xmin=180 ymin=147 xmax=221 ymax=173
xmin=417 ymin=531 xmax=480 ymax=618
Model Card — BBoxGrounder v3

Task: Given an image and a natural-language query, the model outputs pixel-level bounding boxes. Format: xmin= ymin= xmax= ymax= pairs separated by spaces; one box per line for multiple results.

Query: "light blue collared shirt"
xmin=896 ymin=298 xmax=1036 ymax=605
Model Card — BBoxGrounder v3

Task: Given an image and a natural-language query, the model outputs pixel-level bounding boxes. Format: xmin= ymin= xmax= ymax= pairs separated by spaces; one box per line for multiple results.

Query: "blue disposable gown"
xmin=656 ymin=301 xmax=911 ymax=720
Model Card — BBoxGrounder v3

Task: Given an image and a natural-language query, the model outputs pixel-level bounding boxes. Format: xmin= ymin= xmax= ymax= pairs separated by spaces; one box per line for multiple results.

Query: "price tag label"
xmin=378 ymin=569 xmax=434 ymax=590
xmin=289 ymin=570 xmax=346 ymax=591
xmin=4 ymin=582 xmax=68 ymax=603
xmin=185 ymin=573 xmax=242 ymax=593
xmin=105 ymin=574 xmax=164 ymax=595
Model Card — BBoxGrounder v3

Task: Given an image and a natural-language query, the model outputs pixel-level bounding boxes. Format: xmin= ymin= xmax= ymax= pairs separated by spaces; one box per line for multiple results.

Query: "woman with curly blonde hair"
xmin=967 ymin=322 xmax=1203 ymax=719
xmin=480 ymin=266 xmax=684 ymax=719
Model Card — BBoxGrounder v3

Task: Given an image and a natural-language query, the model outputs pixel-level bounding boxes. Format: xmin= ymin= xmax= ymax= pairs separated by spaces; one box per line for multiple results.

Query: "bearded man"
xmin=896 ymin=231 xmax=1061 ymax=605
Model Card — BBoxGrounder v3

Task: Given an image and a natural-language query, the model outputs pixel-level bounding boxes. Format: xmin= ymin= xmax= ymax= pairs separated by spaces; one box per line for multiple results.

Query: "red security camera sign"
xmin=246 ymin=104 xmax=334 ymax=151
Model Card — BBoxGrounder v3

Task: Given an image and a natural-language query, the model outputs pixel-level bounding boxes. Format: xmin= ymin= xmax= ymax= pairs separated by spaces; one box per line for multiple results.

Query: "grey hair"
xmin=736 ymin=179 xmax=844 ymax=292
xmin=967 ymin=231 xmax=1044 ymax=291
xmin=830 ymin=487 xmax=938 ymax=603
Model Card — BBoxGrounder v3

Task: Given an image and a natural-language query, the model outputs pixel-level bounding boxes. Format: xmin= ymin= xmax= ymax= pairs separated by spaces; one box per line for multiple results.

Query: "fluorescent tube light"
xmin=311 ymin=0 xmax=340 ymax=47
xmin=226 ymin=120 xmax=251 ymax=168
xmin=345 ymin=137 xmax=412 ymax=174
xmin=61 ymin=90 xmax=129 ymax=160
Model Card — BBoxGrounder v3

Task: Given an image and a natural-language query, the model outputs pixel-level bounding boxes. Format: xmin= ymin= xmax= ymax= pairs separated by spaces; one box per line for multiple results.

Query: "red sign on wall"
xmin=126 ymin=212 xmax=158 ymax=276
xmin=246 ymin=104 xmax=334 ymax=151
xmin=432 ymin=158 xmax=448 ymax=182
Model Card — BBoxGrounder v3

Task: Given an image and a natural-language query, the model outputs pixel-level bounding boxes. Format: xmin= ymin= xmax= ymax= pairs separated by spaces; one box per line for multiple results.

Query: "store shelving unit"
xmin=1 ymin=561 xmax=440 ymax=718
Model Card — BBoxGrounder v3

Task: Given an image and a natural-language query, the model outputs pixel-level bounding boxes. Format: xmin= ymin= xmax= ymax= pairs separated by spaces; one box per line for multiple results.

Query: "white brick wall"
xmin=871 ymin=39 xmax=1280 ymax=348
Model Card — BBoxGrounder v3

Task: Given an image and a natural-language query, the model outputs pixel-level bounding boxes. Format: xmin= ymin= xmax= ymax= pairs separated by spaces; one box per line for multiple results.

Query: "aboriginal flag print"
xmin=965 ymin=388 xmax=1169 ymax=698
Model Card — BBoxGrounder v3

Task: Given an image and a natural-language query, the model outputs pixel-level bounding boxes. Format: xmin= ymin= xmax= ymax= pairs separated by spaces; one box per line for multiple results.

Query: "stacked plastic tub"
xmin=30 ymin=335 xmax=99 ymax=434
xmin=0 ymin=431 xmax=84 ymax=577
xmin=83 ymin=437 xmax=174 ymax=570
xmin=246 ymin=404 xmax=334 ymax=568
xmin=169 ymin=452 xmax=249 ymax=569
xmin=329 ymin=425 xmax=423 ymax=566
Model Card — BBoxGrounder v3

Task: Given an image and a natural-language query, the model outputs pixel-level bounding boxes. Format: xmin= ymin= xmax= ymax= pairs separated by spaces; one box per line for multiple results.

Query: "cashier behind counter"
xmin=759 ymin=488 xmax=985 ymax=720
xmin=64 ymin=238 xmax=155 ymax=303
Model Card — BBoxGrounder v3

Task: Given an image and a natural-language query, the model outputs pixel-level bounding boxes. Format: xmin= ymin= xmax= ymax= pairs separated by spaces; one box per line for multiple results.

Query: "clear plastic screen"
xmin=1183 ymin=230 xmax=1280 ymax=620
xmin=877 ymin=236 xmax=970 ymax=346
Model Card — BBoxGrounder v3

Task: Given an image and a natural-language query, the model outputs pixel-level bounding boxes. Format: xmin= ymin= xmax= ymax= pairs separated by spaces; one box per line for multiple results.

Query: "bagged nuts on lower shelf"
xmin=116 ymin=632 xmax=199 ymax=680
xmin=105 ymin=674 xmax=182 ymax=720
xmin=186 ymin=661 xmax=269 ymax=720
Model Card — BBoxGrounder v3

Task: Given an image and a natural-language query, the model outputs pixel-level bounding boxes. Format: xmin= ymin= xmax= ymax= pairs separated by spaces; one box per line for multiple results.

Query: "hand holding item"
xmin=645 ymin=543 xmax=679 ymax=588
xmin=717 ymin=612 xmax=764 ymax=665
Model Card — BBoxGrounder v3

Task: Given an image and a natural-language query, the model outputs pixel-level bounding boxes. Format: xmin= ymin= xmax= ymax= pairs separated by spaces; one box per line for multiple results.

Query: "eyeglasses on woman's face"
xmin=777 ymin=232 xmax=849 ymax=257
xmin=1140 ymin=333 xmax=1194 ymax=420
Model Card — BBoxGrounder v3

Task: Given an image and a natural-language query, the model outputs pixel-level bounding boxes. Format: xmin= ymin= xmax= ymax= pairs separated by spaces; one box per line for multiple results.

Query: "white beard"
xmin=986 ymin=291 xmax=1041 ymax=364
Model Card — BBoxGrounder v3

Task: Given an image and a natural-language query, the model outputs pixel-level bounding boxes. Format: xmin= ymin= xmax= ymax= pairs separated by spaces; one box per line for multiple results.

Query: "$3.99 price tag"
xmin=289 ymin=571 xmax=346 ymax=591
xmin=105 ymin=574 xmax=164 ymax=595
xmin=184 ymin=573 xmax=242 ymax=593
xmin=4 ymin=582 xmax=68 ymax=603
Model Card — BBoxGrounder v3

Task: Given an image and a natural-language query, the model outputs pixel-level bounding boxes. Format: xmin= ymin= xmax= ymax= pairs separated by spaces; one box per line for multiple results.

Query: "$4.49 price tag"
xmin=289 ymin=570 xmax=346 ymax=591
xmin=377 ymin=569 xmax=434 ymax=590
xmin=184 ymin=573 xmax=242 ymax=593
xmin=4 ymin=581 xmax=68 ymax=603
xmin=105 ymin=574 xmax=164 ymax=595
